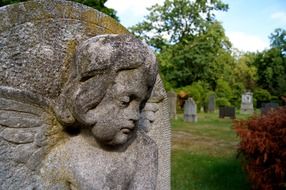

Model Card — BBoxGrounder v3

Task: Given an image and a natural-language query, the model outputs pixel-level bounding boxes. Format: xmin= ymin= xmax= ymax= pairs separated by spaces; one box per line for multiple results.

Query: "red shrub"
xmin=234 ymin=107 xmax=286 ymax=190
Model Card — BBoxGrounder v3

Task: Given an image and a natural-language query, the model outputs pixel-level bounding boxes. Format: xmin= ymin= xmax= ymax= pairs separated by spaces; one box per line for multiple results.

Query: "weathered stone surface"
xmin=0 ymin=1 xmax=170 ymax=189
xmin=0 ymin=0 xmax=128 ymax=100
xmin=261 ymin=102 xmax=279 ymax=115
xmin=167 ymin=91 xmax=177 ymax=119
xmin=0 ymin=128 xmax=35 ymax=144
xmin=140 ymin=76 xmax=171 ymax=190
xmin=240 ymin=91 xmax=254 ymax=114
xmin=208 ymin=95 xmax=215 ymax=113
xmin=184 ymin=97 xmax=197 ymax=122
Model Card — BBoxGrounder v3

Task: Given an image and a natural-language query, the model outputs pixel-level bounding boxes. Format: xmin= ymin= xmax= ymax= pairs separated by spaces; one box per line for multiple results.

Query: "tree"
xmin=233 ymin=53 xmax=257 ymax=90
xmin=269 ymin=28 xmax=286 ymax=55
xmin=0 ymin=0 xmax=27 ymax=6
xmin=254 ymin=48 xmax=286 ymax=96
xmin=130 ymin=0 xmax=228 ymax=50
xmin=129 ymin=0 xmax=230 ymax=91
xmin=0 ymin=0 xmax=119 ymax=21
xmin=215 ymin=78 xmax=233 ymax=107
xmin=208 ymin=46 xmax=235 ymax=89
xmin=73 ymin=0 xmax=119 ymax=21
xmin=178 ymin=81 xmax=210 ymax=111
xmin=253 ymin=88 xmax=271 ymax=107
xmin=158 ymin=21 xmax=232 ymax=88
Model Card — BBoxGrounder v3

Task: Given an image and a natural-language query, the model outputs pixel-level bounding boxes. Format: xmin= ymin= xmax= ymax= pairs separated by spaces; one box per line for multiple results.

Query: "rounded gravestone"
xmin=0 ymin=1 xmax=170 ymax=189
xmin=0 ymin=0 xmax=128 ymax=99
xmin=0 ymin=1 xmax=127 ymax=189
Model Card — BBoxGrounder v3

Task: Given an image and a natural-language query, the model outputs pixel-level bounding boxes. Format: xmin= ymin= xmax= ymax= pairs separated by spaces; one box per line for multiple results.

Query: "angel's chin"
xmin=93 ymin=131 xmax=133 ymax=147
xmin=107 ymin=132 xmax=130 ymax=146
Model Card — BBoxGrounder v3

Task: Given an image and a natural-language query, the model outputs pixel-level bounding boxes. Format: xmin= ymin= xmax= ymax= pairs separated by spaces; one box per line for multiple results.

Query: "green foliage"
xmin=251 ymin=28 xmax=286 ymax=98
xmin=158 ymin=72 xmax=169 ymax=91
xmin=253 ymin=88 xmax=271 ymax=102
xmin=73 ymin=0 xmax=119 ymax=21
xmin=215 ymin=79 xmax=232 ymax=99
xmin=0 ymin=0 xmax=25 ymax=6
xmin=130 ymin=0 xmax=228 ymax=49
xmin=216 ymin=97 xmax=231 ymax=107
xmin=132 ymin=0 xmax=247 ymax=107
xmin=204 ymin=90 xmax=216 ymax=110
xmin=0 ymin=0 xmax=119 ymax=21
xmin=159 ymin=21 xmax=232 ymax=88
xmin=230 ymin=82 xmax=245 ymax=108
xmin=269 ymin=28 xmax=286 ymax=55
xmin=208 ymin=47 xmax=235 ymax=89
xmin=233 ymin=53 xmax=257 ymax=90
xmin=254 ymin=47 xmax=286 ymax=96
xmin=253 ymin=88 xmax=272 ymax=107
xmin=214 ymin=79 xmax=233 ymax=107
xmin=178 ymin=81 xmax=210 ymax=111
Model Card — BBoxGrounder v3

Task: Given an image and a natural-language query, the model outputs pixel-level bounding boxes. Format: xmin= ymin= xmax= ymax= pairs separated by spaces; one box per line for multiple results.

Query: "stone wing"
xmin=139 ymin=75 xmax=171 ymax=190
xmin=0 ymin=86 xmax=63 ymax=190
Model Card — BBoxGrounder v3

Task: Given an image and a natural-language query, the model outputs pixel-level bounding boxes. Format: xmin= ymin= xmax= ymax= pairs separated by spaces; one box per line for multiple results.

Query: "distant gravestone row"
xmin=166 ymin=90 xmax=269 ymax=122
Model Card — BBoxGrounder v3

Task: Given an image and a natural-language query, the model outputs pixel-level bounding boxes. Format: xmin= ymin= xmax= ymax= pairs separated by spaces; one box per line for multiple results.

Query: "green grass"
xmin=171 ymin=112 xmax=251 ymax=190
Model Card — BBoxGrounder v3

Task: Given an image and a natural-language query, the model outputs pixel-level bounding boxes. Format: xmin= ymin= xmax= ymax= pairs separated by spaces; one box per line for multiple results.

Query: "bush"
xmin=254 ymin=88 xmax=271 ymax=100
xmin=203 ymin=91 xmax=216 ymax=112
xmin=215 ymin=79 xmax=233 ymax=100
xmin=179 ymin=82 xmax=209 ymax=112
xmin=230 ymin=82 xmax=245 ymax=108
xmin=234 ymin=107 xmax=286 ymax=190
xmin=254 ymin=88 xmax=272 ymax=108
xmin=216 ymin=97 xmax=231 ymax=107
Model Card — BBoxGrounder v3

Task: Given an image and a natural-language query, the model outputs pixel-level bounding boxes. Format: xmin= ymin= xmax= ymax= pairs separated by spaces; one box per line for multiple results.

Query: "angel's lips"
xmin=120 ymin=126 xmax=134 ymax=134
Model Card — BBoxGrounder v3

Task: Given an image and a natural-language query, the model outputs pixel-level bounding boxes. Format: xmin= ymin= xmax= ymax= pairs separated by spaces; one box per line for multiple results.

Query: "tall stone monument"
xmin=208 ymin=95 xmax=216 ymax=113
xmin=167 ymin=91 xmax=177 ymax=119
xmin=184 ymin=98 xmax=197 ymax=122
xmin=240 ymin=91 xmax=254 ymax=114
xmin=0 ymin=1 xmax=170 ymax=189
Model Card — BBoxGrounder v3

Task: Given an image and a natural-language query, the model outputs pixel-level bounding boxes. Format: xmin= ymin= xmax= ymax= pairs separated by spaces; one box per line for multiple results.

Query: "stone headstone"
xmin=240 ymin=91 xmax=254 ymax=114
xmin=261 ymin=102 xmax=279 ymax=115
xmin=184 ymin=97 xmax=197 ymax=122
xmin=167 ymin=91 xmax=177 ymax=119
xmin=0 ymin=1 xmax=170 ymax=189
xmin=139 ymin=75 xmax=171 ymax=190
xmin=208 ymin=95 xmax=216 ymax=112
xmin=219 ymin=106 xmax=236 ymax=119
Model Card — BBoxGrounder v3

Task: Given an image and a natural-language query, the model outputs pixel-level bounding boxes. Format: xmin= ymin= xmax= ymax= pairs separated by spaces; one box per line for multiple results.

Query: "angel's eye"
xmin=118 ymin=96 xmax=130 ymax=107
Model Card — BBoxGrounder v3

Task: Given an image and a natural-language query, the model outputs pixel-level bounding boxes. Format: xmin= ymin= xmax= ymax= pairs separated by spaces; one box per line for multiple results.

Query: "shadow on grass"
xmin=172 ymin=150 xmax=251 ymax=190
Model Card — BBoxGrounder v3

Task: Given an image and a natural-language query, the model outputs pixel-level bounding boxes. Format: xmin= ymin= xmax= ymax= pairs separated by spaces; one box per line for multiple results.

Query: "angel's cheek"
xmin=91 ymin=123 xmax=117 ymax=143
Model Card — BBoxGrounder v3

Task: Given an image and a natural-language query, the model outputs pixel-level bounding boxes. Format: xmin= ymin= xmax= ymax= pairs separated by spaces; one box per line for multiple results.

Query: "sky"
xmin=105 ymin=0 xmax=286 ymax=53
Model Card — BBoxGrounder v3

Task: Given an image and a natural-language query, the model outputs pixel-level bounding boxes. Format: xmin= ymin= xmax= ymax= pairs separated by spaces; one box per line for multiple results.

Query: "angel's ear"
xmin=53 ymin=94 xmax=75 ymax=126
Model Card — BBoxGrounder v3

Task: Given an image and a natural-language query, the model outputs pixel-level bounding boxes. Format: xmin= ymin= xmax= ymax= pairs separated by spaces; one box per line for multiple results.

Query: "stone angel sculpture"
xmin=0 ymin=1 xmax=170 ymax=189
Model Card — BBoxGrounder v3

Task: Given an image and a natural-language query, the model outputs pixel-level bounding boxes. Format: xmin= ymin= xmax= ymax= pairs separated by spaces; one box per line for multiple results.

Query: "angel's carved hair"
xmin=54 ymin=34 xmax=158 ymax=127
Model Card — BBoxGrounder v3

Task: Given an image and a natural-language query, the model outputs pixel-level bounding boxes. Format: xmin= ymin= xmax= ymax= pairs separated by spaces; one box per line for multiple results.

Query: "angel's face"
xmin=72 ymin=67 xmax=149 ymax=146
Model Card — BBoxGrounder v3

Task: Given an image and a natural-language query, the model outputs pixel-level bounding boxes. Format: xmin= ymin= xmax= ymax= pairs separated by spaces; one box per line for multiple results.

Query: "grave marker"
xmin=167 ymin=91 xmax=177 ymax=119
xmin=208 ymin=95 xmax=216 ymax=112
xmin=219 ymin=106 xmax=236 ymax=119
xmin=184 ymin=98 xmax=197 ymax=122
xmin=241 ymin=91 xmax=254 ymax=114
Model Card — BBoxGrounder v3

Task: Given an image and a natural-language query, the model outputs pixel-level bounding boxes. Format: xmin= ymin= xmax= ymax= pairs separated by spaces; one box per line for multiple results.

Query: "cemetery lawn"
xmin=171 ymin=112 xmax=251 ymax=190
